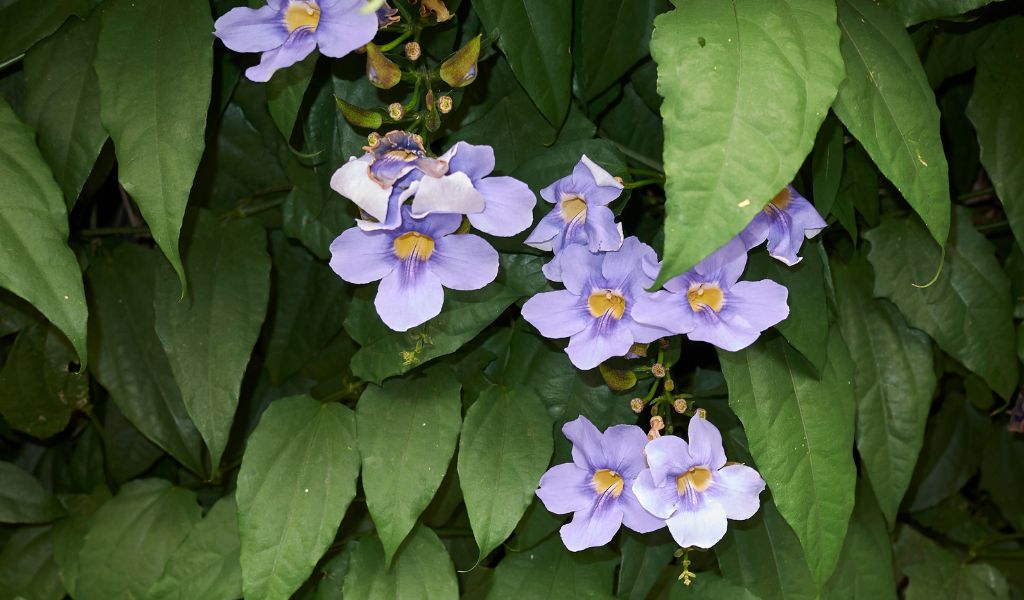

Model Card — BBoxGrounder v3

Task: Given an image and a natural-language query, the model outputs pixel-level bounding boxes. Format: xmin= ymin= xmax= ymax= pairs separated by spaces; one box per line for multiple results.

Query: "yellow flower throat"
xmin=284 ymin=0 xmax=321 ymax=33
xmin=592 ymin=469 xmax=624 ymax=497
xmin=393 ymin=232 xmax=435 ymax=261
xmin=588 ymin=290 xmax=626 ymax=320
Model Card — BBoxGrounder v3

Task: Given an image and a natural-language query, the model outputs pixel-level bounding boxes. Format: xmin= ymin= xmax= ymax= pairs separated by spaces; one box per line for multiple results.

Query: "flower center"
xmin=592 ymin=469 xmax=624 ymax=497
xmin=676 ymin=466 xmax=712 ymax=496
xmin=284 ymin=0 xmax=321 ymax=33
xmin=687 ymin=283 xmax=724 ymax=313
xmin=763 ymin=187 xmax=791 ymax=214
xmin=559 ymin=195 xmax=587 ymax=224
xmin=393 ymin=232 xmax=435 ymax=261
xmin=588 ymin=290 xmax=626 ymax=320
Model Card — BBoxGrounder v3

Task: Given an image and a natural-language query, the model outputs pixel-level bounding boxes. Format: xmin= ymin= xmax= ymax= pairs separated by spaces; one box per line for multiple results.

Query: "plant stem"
xmin=379 ymin=30 xmax=412 ymax=52
xmin=624 ymin=178 xmax=664 ymax=190
xmin=598 ymin=133 xmax=664 ymax=172
xmin=0 ymin=53 xmax=24 ymax=72
xmin=958 ymin=187 xmax=995 ymax=202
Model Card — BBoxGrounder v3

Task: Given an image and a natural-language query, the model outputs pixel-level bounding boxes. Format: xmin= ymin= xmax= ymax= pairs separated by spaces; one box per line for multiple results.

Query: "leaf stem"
xmin=0 ymin=53 xmax=24 ymax=72
xmin=957 ymin=187 xmax=996 ymax=202
xmin=379 ymin=31 xmax=413 ymax=52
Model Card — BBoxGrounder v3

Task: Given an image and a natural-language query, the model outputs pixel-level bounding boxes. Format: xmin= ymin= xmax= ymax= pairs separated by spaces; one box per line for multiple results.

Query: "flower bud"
xmin=664 ymin=378 xmax=675 ymax=392
xmin=651 ymin=363 xmax=666 ymax=378
xmin=673 ymin=398 xmax=688 ymax=414
xmin=336 ymin=96 xmax=383 ymax=130
xmin=695 ymin=408 xmax=707 ymax=420
xmin=629 ymin=343 xmax=648 ymax=358
xmin=365 ymin=43 xmax=401 ymax=89
xmin=405 ymin=41 xmax=421 ymax=61
xmin=388 ymin=102 xmax=404 ymax=120
xmin=650 ymin=416 xmax=665 ymax=431
xmin=630 ymin=398 xmax=644 ymax=413
xmin=366 ymin=132 xmax=381 ymax=147
xmin=440 ymin=34 xmax=481 ymax=88
xmin=438 ymin=95 xmax=453 ymax=114
xmin=659 ymin=338 xmax=670 ymax=350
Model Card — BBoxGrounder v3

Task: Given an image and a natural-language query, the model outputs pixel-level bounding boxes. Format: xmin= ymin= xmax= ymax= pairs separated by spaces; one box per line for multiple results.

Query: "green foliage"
xmin=342 ymin=527 xmax=459 ymax=599
xmin=0 ymin=461 xmax=66 ymax=524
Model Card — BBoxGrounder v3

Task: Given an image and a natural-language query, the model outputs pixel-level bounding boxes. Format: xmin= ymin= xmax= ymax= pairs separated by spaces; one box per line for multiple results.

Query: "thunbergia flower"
xmin=633 ymin=416 xmax=765 ymax=549
xmin=739 ymin=185 xmax=827 ymax=266
xmin=214 ymin=0 xmax=380 ymax=83
xmin=632 ymin=238 xmax=789 ymax=352
xmin=536 ymin=416 xmax=663 ymax=551
xmin=412 ymin=142 xmax=536 ymax=237
xmin=329 ymin=207 xmax=498 ymax=331
xmin=525 ymin=155 xmax=625 ymax=253
xmin=521 ymin=237 xmax=675 ymax=370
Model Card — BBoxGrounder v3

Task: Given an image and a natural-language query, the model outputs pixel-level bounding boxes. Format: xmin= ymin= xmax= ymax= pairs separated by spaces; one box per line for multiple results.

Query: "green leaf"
xmin=94 ymin=0 xmax=213 ymax=287
xmin=832 ymin=254 xmax=936 ymax=526
xmin=719 ymin=332 xmax=856 ymax=585
xmin=470 ymin=0 xmax=572 ymax=124
xmin=832 ymin=0 xmax=951 ymax=246
xmin=154 ymin=212 xmax=271 ymax=471
xmin=450 ymin=88 xmax=558 ymax=174
xmin=671 ymin=573 xmax=759 ymax=600
xmin=573 ymin=0 xmax=667 ymax=100
xmin=0 ymin=462 xmax=65 ymax=524
xmin=87 ymin=244 xmax=204 ymax=475
xmin=981 ymin=423 xmax=1024 ymax=531
xmin=0 ymin=99 xmax=89 ymax=365
xmin=237 ymin=395 xmax=360 ymax=600
xmin=837 ymin=142 xmax=879 ymax=226
xmin=357 ymin=369 xmax=462 ymax=566
xmin=0 ymin=0 xmax=93 ymax=63
xmin=147 ymin=496 xmax=243 ymax=600
xmin=75 ymin=479 xmax=201 ymax=600
xmin=598 ymin=82 xmax=664 ymax=166
xmin=616 ymin=530 xmax=676 ymax=600
xmin=103 ymin=401 xmax=164 ymax=483
xmin=458 ymin=384 xmax=553 ymax=562
xmin=266 ymin=53 xmax=317 ymax=140
xmin=650 ymin=0 xmax=844 ymax=285
xmin=23 ymin=11 xmax=106 ymax=206
xmin=52 ymin=488 xmax=111 ymax=599
xmin=343 ymin=527 xmax=459 ymax=600
xmin=811 ymin=115 xmax=845 ymax=223
xmin=486 ymin=534 xmax=618 ymax=599
xmin=281 ymin=159 xmax=353 ymax=261
xmin=823 ymin=483 xmax=898 ymax=600
xmin=896 ymin=527 xmax=1010 ymax=600
xmin=880 ymin=0 xmax=1002 ymax=26
xmin=313 ymin=547 xmax=351 ymax=600
xmin=0 ymin=525 xmax=65 ymax=600
xmin=968 ymin=19 xmax=1024 ymax=253
xmin=0 ymin=322 xmax=87 ymax=439
xmin=865 ymin=210 xmax=1018 ymax=397
xmin=923 ymin=23 xmax=997 ymax=88
xmin=346 ymin=254 xmax=547 ymax=385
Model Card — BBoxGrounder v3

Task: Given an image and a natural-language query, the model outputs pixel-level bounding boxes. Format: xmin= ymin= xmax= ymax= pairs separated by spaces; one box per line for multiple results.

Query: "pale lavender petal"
xmin=407 ymin=209 xmax=463 ymax=238
xmin=630 ymin=291 xmax=697 ymax=336
xmin=354 ymin=180 xmax=417 ymax=232
xmin=328 ymin=227 xmax=395 ymax=284
xmin=540 ymin=253 xmax=564 ymax=282
xmin=687 ymin=312 xmax=762 ymax=352
xmin=447 ymin=142 xmax=496 ymax=181
xmin=332 ymin=156 xmax=392 ymax=223
xmin=765 ymin=209 xmax=801 ymax=266
xmin=245 ymin=29 xmax=317 ymax=82
xmin=692 ymin=237 xmax=748 ymax=287
xmin=374 ymin=265 xmax=444 ymax=331
xmin=585 ymin=204 xmax=624 ymax=252
xmin=789 ymin=193 xmax=827 ymax=237
xmin=600 ymin=425 xmax=650 ymax=478
xmin=412 ymin=171 xmax=485 ymax=217
xmin=562 ymin=416 xmax=606 ymax=471
xmin=315 ymin=0 xmax=378 ymax=58
xmin=739 ymin=212 xmax=771 ymax=252
xmin=468 ymin=176 xmax=536 ymax=236
xmin=627 ymin=316 xmax=675 ymax=345
xmin=576 ymin=155 xmax=623 ymax=207
xmin=536 ymin=463 xmax=593 ymax=515
xmin=559 ymin=499 xmax=624 ymax=552
xmin=558 ymin=245 xmax=603 ymax=296
xmin=644 ymin=435 xmax=691 ymax=486
xmin=214 ymin=5 xmax=288 ymax=53
xmin=707 ymin=464 xmax=765 ymax=520
xmin=428 ymin=234 xmax=498 ymax=291
xmin=631 ymin=469 xmax=678 ymax=519
xmin=521 ymin=291 xmax=591 ymax=340
xmin=686 ymin=417 xmax=727 ymax=470
xmin=601 ymin=237 xmax=651 ymax=289
xmin=524 ymin=209 xmax=563 ymax=251
xmin=566 ymin=318 xmax=634 ymax=371
xmin=724 ymin=280 xmax=789 ymax=332
xmin=619 ymin=485 xmax=665 ymax=534
xmin=665 ymin=499 xmax=728 ymax=549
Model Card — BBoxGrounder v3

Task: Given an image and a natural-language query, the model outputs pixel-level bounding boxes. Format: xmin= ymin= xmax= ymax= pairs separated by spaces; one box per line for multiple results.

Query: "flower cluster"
xmin=522 ymin=158 xmax=826 ymax=368
xmin=538 ymin=414 xmax=765 ymax=551
xmin=327 ymin=131 xmax=535 ymax=331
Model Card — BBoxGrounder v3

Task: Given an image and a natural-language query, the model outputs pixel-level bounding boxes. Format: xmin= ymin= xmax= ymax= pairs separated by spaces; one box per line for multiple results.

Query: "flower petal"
xmin=521 ymin=291 xmax=591 ymax=340
xmin=566 ymin=318 xmax=634 ymax=371
xmin=631 ymin=469 xmax=678 ymax=519
xmin=468 ymin=176 xmax=536 ymax=237
xmin=562 ymin=415 xmax=606 ymax=471
xmin=214 ymin=5 xmax=288 ymax=53
xmin=724 ymin=280 xmax=789 ymax=333
xmin=686 ymin=417 xmax=727 ymax=470
xmin=245 ymin=29 xmax=317 ymax=83
xmin=428 ymin=234 xmax=499 ymax=291
xmin=411 ymin=171 xmax=486 ymax=217
xmin=332 ymin=156 xmax=392 ymax=223
xmin=600 ymin=425 xmax=650 ymax=478
xmin=738 ymin=212 xmax=771 ymax=252
xmin=446 ymin=142 xmax=496 ymax=181
xmin=687 ymin=311 xmax=763 ymax=352
xmin=708 ymin=464 xmax=765 ymax=520
xmin=585 ymin=205 xmax=624 ymax=252
xmin=374 ymin=263 xmax=444 ymax=332
xmin=665 ymin=499 xmax=728 ymax=549
xmin=692 ymin=237 xmax=748 ymax=287
xmin=524 ymin=209 xmax=563 ymax=251
xmin=619 ymin=484 xmax=665 ymax=534
xmin=558 ymin=244 xmax=603 ymax=296
xmin=559 ymin=498 xmax=624 ymax=552
xmin=328 ymin=227 xmax=395 ymax=284
xmin=601 ymin=237 xmax=653 ymax=289
xmin=644 ymin=435 xmax=692 ymax=486
xmin=315 ymin=0 xmax=378 ymax=58
xmin=536 ymin=463 xmax=593 ymax=515
xmin=630 ymin=291 xmax=697 ymax=336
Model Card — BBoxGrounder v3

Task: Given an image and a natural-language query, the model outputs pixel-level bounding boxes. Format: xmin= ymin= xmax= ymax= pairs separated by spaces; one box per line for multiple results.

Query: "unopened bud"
xmin=630 ymin=343 xmax=649 ymax=358
xmin=651 ymin=363 xmax=666 ymax=378
xmin=659 ymin=338 xmax=670 ymax=350
xmin=336 ymin=96 xmax=383 ymax=130
xmin=365 ymin=43 xmax=401 ymax=89
xmin=440 ymin=34 xmax=481 ymax=88
xmin=673 ymin=398 xmax=688 ymax=414
xmin=650 ymin=416 xmax=665 ymax=431
xmin=404 ymin=41 xmax=421 ymax=61
xmin=630 ymin=398 xmax=644 ymax=413
xmin=695 ymin=408 xmax=707 ymax=420
xmin=366 ymin=132 xmax=381 ymax=147
xmin=388 ymin=102 xmax=404 ymax=120
xmin=419 ymin=0 xmax=452 ymax=22
xmin=438 ymin=95 xmax=453 ymax=114
xmin=664 ymin=378 xmax=675 ymax=392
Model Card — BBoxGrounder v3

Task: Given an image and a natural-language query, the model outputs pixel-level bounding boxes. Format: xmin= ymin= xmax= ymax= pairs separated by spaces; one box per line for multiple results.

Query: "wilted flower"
xmin=632 ymin=239 xmax=789 ymax=352
xmin=521 ymin=238 xmax=675 ymax=370
xmin=536 ymin=416 xmax=663 ymax=551
xmin=329 ymin=207 xmax=498 ymax=331
xmin=633 ymin=416 xmax=765 ymax=549
xmin=525 ymin=155 xmax=624 ymax=253
xmin=214 ymin=0 xmax=379 ymax=83
xmin=375 ymin=0 xmax=400 ymax=27
xmin=739 ymin=185 xmax=827 ymax=266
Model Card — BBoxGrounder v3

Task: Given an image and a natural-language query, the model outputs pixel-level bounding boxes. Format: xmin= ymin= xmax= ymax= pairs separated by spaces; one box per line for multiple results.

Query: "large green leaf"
xmin=823 ymin=483 xmax=897 ymax=600
xmin=22 ymin=11 xmax=106 ymax=207
xmin=470 ymin=0 xmax=572 ymax=125
xmin=266 ymin=53 xmax=317 ymax=140
xmin=980 ymin=423 xmax=1024 ymax=531
xmin=832 ymin=254 xmax=935 ymax=526
xmin=832 ymin=0 xmax=950 ymax=246
xmin=573 ymin=0 xmax=667 ymax=100
xmin=968 ymin=19 xmax=1024 ymax=253
xmin=865 ymin=211 xmax=1018 ymax=397
xmin=356 ymin=368 xmax=462 ymax=566
xmin=0 ymin=461 xmax=65 ymax=524
xmin=237 ymin=396 xmax=360 ymax=600
xmin=346 ymin=254 xmax=547 ymax=385
xmin=650 ymin=0 xmax=844 ymax=285
xmin=896 ymin=527 xmax=1010 ymax=600
xmin=880 ymin=0 xmax=1002 ymax=26
xmin=458 ymin=384 xmax=553 ymax=563
xmin=810 ymin=115 xmax=846 ymax=224
xmin=0 ymin=0 xmax=93 ymax=63
xmin=342 ymin=527 xmax=459 ymax=600
xmin=147 ymin=496 xmax=242 ymax=600
xmin=0 ymin=99 xmax=89 ymax=365
xmin=51 ymin=488 xmax=110 ymax=599
xmin=154 ymin=212 xmax=271 ymax=471
xmin=75 ymin=480 xmax=201 ymax=600
xmin=719 ymin=332 xmax=856 ymax=585
xmin=0 ymin=525 xmax=64 ymax=600
xmin=486 ymin=535 xmax=618 ymax=599
xmin=87 ymin=244 xmax=204 ymax=475
xmin=94 ymin=0 xmax=213 ymax=286
xmin=616 ymin=530 xmax=676 ymax=600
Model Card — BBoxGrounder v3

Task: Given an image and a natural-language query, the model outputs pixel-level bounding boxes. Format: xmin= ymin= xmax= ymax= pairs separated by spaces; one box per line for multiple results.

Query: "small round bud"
xmin=673 ymin=398 xmax=688 ymax=414
xmin=438 ymin=95 xmax=453 ymax=114
xmin=650 ymin=416 xmax=665 ymax=431
xmin=630 ymin=397 xmax=644 ymax=413
xmin=651 ymin=363 xmax=666 ymax=378
xmin=404 ymin=41 xmax=421 ymax=61
xmin=695 ymin=408 xmax=707 ymax=420
xmin=388 ymin=102 xmax=404 ymax=120
xmin=664 ymin=378 xmax=675 ymax=392
xmin=366 ymin=132 xmax=381 ymax=147
xmin=630 ymin=343 xmax=648 ymax=357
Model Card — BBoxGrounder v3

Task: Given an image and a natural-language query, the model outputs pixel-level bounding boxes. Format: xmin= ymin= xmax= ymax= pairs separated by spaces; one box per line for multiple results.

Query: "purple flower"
xmin=329 ymin=207 xmax=498 ymax=331
xmin=739 ymin=185 xmax=827 ymax=266
xmin=632 ymin=239 xmax=789 ymax=352
xmin=525 ymin=155 xmax=625 ymax=253
xmin=214 ymin=0 xmax=380 ymax=83
xmin=632 ymin=416 xmax=765 ymax=549
xmin=521 ymin=237 xmax=675 ymax=370
xmin=536 ymin=416 xmax=663 ymax=551
xmin=412 ymin=142 xmax=537 ymax=237
xmin=375 ymin=1 xmax=400 ymax=27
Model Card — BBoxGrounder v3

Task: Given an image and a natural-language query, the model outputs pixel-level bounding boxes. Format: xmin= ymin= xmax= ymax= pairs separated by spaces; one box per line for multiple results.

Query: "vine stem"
xmin=379 ymin=30 xmax=412 ymax=52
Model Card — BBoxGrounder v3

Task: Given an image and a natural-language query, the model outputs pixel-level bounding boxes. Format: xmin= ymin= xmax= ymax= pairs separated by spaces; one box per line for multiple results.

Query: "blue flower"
xmin=739 ymin=185 xmax=827 ymax=266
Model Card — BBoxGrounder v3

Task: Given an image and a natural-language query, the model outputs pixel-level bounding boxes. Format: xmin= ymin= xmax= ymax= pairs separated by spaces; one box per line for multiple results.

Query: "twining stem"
xmin=379 ymin=30 xmax=412 ymax=52
xmin=624 ymin=178 xmax=664 ymax=190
